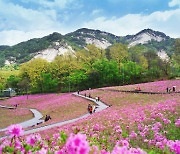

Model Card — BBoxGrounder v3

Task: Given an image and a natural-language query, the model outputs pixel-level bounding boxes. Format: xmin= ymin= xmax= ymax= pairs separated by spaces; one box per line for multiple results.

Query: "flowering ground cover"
xmin=103 ymin=80 xmax=180 ymax=93
xmin=37 ymin=93 xmax=180 ymax=153
xmin=1 ymin=94 xmax=179 ymax=153
xmin=0 ymin=80 xmax=180 ymax=153
xmin=0 ymin=93 xmax=93 ymax=128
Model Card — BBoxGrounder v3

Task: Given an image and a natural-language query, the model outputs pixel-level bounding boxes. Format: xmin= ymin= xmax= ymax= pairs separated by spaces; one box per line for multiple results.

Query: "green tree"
xmin=91 ymin=59 xmax=119 ymax=86
xmin=0 ymin=53 xmax=5 ymax=67
xmin=20 ymin=58 xmax=49 ymax=93
xmin=172 ymin=39 xmax=180 ymax=66
xmin=128 ymin=46 xmax=148 ymax=70
xmin=41 ymin=73 xmax=58 ymax=92
xmin=6 ymin=75 xmax=20 ymax=90
xmin=109 ymin=43 xmax=128 ymax=72
xmin=76 ymin=44 xmax=105 ymax=68
xmin=121 ymin=61 xmax=143 ymax=84
xmin=18 ymin=77 xmax=30 ymax=95
xmin=68 ymin=70 xmax=88 ymax=91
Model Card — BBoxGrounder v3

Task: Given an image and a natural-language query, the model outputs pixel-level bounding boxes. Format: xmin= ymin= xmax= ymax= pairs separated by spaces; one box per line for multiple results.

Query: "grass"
xmin=0 ymin=108 xmax=32 ymax=129
xmin=0 ymin=93 xmax=93 ymax=133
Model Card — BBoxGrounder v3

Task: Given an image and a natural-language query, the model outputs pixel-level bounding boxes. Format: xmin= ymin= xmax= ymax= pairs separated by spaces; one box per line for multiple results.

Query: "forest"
xmin=0 ymin=39 xmax=179 ymax=94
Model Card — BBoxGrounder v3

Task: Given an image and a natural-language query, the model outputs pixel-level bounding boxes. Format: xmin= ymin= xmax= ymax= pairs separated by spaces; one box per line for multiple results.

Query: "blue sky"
xmin=0 ymin=0 xmax=180 ymax=45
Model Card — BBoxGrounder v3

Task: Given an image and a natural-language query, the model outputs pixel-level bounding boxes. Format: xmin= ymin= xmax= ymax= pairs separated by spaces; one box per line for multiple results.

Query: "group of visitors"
xmin=166 ymin=86 xmax=176 ymax=93
xmin=77 ymin=90 xmax=100 ymax=101
xmin=77 ymin=90 xmax=99 ymax=114
xmin=87 ymin=104 xmax=96 ymax=114
xmin=95 ymin=96 xmax=100 ymax=101
xmin=135 ymin=87 xmax=141 ymax=91
xmin=45 ymin=115 xmax=51 ymax=122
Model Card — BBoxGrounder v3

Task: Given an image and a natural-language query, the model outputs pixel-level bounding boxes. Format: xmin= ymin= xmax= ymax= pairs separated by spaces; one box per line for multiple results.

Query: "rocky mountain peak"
xmin=126 ymin=28 xmax=170 ymax=46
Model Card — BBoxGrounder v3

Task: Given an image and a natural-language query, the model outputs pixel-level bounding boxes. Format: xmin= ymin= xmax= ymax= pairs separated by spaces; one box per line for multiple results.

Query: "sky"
xmin=0 ymin=0 xmax=180 ymax=46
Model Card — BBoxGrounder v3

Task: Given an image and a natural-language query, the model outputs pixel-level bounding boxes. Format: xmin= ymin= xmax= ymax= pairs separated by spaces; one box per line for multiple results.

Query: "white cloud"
xmin=83 ymin=9 xmax=180 ymax=38
xmin=169 ymin=0 xmax=180 ymax=7
xmin=91 ymin=9 xmax=102 ymax=15
xmin=0 ymin=0 xmax=74 ymax=45
xmin=0 ymin=1 xmax=61 ymax=31
xmin=0 ymin=30 xmax=58 ymax=46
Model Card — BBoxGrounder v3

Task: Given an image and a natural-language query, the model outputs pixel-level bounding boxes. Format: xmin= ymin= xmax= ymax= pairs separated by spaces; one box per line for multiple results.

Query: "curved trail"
xmin=23 ymin=93 xmax=109 ymax=135
xmin=0 ymin=93 xmax=109 ymax=137
xmin=0 ymin=105 xmax=44 ymax=132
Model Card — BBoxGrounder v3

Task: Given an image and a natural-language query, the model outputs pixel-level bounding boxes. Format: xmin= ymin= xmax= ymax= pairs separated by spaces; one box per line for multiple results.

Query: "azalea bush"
xmin=0 ymin=124 xmax=148 ymax=154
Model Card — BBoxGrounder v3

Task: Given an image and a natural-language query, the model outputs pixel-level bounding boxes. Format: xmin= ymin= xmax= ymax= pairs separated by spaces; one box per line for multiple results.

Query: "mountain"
xmin=64 ymin=28 xmax=125 ymax=49
xmin=0 ymin=28 xmax=175 ymax=67
xmin=126 ymin=29 xmax=170 ymax=46
xmin=126 ymin=29 xmax=175 ymax=60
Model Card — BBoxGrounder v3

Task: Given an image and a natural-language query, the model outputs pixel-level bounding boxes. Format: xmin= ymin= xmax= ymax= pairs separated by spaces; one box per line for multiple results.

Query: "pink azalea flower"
xmin=65 ymin=133 xmax=90 ymax=154
xmin=175 ymin=118 xmax=180 ymax=127
xmin=36 ymin=148 xmax=48 ymax=154
xmin=26 ymin=134 xmax=41 ymax=146
xmin=129 ymin=131 xmax=137 ymax=139
xmin=6 ymin=124 xmax=23 ymax=137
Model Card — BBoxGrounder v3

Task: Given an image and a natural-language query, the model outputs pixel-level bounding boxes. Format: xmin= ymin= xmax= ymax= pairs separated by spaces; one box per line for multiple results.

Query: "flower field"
xmin=103 ymin=80 xmax=180 ymax=93
xmin=0 ymin=80 xmax=180 ymax=153
xmin=0 ymin=93 xmax=93 ymax=129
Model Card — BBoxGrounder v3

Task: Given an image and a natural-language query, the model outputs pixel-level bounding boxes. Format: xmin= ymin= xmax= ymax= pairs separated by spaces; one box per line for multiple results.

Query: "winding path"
xmin=0 ymin=93 xmax=109 ymax=137
xmin=0 ymin=105 xmax=44 ymax=132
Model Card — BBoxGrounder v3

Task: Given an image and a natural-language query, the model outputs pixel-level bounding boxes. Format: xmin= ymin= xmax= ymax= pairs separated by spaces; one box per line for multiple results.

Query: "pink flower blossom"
xmin=175 ymin=118 xmax=180 ymax=127
xmin=6 ymin=124 xmax=23 ymax=137
xmin=65 ymin=133 xmax=90 ymax=154
xmin=129 ymin=131 xmax=137 ymax=139
xmin=26 ymin=134 xmax=41 ymax=146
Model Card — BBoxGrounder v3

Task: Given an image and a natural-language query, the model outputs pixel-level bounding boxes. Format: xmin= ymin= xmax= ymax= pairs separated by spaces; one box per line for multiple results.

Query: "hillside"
xmin=0 ymin=80 xmax=179 ymax=153
xmin=0 ymin=28 xmax=175 ymax=67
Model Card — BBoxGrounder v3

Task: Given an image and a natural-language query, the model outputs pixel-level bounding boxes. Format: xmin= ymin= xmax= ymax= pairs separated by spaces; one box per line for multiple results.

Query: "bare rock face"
xmin=157 ymin=50 xmax=170 ymax=62
xmin=33 ymin=41 xmax=74 ymax=62
xmin=127 ymin=29 xmax=169 ymax=47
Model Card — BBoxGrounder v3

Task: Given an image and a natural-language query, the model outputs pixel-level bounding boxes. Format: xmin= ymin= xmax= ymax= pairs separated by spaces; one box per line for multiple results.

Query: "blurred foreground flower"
xmin=6 ymin=124 xmax=23 ymax=137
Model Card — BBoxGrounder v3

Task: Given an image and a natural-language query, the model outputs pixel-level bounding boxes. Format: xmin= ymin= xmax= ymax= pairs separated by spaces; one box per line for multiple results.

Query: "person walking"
xmin=92 ymin=105 xmax=96 ymax=113
xmin=87 ymin=104 xmax=92 ymax=113
xmin=173 ymin=86 xmax=176 ymax=92
xmin=166 ymin=87 xmax=169 ymax=93
xmin=95 ymin=96 xmax=98 ymax=102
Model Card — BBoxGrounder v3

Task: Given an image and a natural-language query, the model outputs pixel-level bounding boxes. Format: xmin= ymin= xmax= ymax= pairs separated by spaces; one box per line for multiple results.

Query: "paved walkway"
xmin=0 ymin=105 xmax=44 ymax=132
xmin=23 ymin=93 xmax=109 ymax=135
xmin=0 ymin=93 xmax=109 ymax=137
